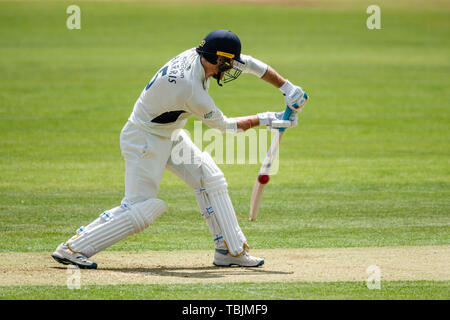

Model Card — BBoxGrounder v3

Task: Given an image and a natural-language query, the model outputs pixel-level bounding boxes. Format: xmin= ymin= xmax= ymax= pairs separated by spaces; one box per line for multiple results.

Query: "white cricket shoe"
xmin=213 ymin=249 xmax=264 ymax=267
xmin=51 ymin=243 xmax=98 ymax=269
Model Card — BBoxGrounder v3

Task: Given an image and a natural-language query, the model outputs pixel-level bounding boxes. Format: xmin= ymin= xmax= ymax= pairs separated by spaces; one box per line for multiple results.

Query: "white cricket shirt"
xmin=129 ymin=48 xmax=268 ymax=137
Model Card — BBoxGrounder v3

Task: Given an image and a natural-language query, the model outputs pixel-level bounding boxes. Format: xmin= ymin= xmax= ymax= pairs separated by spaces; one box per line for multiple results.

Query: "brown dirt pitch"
xmin=0 ymin=245 xmax=448 ymax=286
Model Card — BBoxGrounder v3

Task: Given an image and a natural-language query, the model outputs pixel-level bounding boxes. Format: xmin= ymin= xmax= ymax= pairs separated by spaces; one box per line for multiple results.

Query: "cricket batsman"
xmin=51 ymin=30 xmax=308 ymax=269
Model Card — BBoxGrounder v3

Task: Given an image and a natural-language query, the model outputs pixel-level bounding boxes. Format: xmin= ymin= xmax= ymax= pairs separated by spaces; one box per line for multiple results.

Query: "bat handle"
xmin=278 ymin=105 xmax=292 ymax=133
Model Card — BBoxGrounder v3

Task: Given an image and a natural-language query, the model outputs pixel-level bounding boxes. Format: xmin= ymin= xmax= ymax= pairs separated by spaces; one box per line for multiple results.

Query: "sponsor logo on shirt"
xmin=204 ymin=111 xmax=213 ymax=119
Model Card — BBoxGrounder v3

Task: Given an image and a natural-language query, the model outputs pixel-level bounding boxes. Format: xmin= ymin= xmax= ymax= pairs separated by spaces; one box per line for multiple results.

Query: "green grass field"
xmin=1 ymin=281 xmax=448 ymax=300
xmin=0 ymin=0 xmax=449 ymax=300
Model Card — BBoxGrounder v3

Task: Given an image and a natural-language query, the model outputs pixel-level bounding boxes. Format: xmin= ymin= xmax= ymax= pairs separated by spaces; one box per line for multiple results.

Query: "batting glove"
xmin=280 ymin=80 xmax=309 ymax=112
xmin=257 ymin=110 xmax=298 ymax=129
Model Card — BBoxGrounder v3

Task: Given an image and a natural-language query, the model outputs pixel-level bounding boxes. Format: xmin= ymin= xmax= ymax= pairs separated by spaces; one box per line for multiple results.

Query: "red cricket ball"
xmin=258 ymin=174 xmax=270 ymax=184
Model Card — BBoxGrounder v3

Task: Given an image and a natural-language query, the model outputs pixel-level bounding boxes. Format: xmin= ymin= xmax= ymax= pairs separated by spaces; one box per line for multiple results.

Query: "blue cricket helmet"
xmin=196 ymin=29 xmax=244 ymax=64
xmin=196 ymin=30 xmax=244 ymax=86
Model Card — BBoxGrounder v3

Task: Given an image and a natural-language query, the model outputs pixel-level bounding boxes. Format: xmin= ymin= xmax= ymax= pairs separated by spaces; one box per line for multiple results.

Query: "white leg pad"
xmin=67 ymin=198 xmax=166 ymax=258
xmin=195 ymin=188 xmax=227 ymax=251
xmin=199 ymin=153 xmax=247 ymax=256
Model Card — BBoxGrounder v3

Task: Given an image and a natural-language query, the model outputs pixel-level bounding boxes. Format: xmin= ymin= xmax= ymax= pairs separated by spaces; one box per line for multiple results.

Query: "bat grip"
xmin=278 ymin=106 xmax=292 ymax=133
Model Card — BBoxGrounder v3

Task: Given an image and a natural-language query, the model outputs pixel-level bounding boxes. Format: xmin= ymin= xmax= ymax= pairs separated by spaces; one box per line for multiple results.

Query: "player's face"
xmin=212 ymin=55 xmax=241 ymax=85
xmin=216 ymin=56 xmax=234 ymax=79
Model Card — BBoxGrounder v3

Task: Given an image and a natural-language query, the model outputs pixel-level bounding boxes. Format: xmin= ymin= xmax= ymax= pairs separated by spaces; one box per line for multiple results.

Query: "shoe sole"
xmin=213 ymin=260 xmax=264 ymax=268
xmin=51 ymin=254 xmax=98 ymax=269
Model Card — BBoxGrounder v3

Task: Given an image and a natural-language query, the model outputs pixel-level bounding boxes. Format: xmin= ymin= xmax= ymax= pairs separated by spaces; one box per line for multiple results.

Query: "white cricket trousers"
xmin=67 ymin=121 xmax=248 ymax=257
xmin=124 ymin=121 xmax=248 ymax=255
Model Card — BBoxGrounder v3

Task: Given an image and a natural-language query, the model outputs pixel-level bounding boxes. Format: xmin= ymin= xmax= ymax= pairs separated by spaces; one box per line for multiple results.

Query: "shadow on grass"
xmin=52 ymin=265 xmax=293 ymax=279
xmin=104 ymin=266 xmax=293 ymax=279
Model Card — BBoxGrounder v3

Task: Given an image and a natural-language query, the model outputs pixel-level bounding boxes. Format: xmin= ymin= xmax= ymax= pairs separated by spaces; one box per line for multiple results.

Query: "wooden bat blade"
xmin=249 ymin=179 xmax=266 ymax=221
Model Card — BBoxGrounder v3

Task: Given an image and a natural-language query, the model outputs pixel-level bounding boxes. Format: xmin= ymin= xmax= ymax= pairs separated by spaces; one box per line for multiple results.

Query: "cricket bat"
xmin=249 ymin=105 xmax=294 ymax=221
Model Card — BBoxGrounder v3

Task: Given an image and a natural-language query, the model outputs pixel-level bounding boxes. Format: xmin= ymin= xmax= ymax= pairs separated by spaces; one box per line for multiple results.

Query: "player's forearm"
xmin=261 ymin=65 xmax=287 ymax=89
xmin=234 ymin=115 xmax=259 ymax=131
